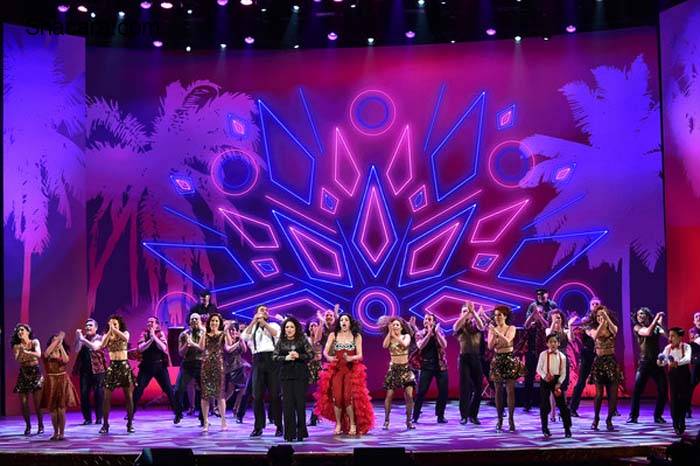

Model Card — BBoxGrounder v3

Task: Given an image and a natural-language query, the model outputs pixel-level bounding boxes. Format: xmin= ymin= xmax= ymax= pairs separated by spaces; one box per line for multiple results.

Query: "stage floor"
xmin=0 ymin=400 xmax=694 ymax=457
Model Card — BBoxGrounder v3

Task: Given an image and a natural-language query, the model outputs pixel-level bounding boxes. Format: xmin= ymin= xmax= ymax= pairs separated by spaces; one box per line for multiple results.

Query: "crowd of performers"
xmin=10 ymin=289 xmax=700 ymax=441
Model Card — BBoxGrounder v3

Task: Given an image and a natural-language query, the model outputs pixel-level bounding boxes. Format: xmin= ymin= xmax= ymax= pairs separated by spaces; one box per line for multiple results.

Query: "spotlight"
xmin=140 ymin=1 xmax=152 ymax=9
xmin=405 ymin=30 xmax=415 ymax=39
xmin=244 ymin=36 xmax=255 ymax=44
xmin=292 ymin=5 xmax=300 ymax=12
xmin=334 ymin=0 xmax=344 ymax=3
xmin=241 ymin=0 xmax=253 ymax=5
xmin=57 ymin=4 xmax=69 ymax=13
xmin=450 ymin=40 xmax=456 ymax=44
xmin=294 ymin=44 xmax=300 ymax=49
xmin=90 ymin=12 xmax=96 ymax=18
xmin=153 ymin=40 xmax=163 ymax=47
xmin=118 ymin=11 xmax=126 ymax=18
xmin=217 ymin=0 xmax=228 ymax=6
xmin=186 ymin=46 xmax=191 ymax=52
xmin=328 ymin=32 xmax=338 ymax=41
xmin=486 ymin=28 xmax=496 ymax=36
xmin=77 ymin=5 xmax=87 ymax=13
xmin=220 ymin=43 xmax=227 ymax=49
xmin=187 ymin=9 xmax=193 ymax=14
xmin=543 ymin=36 xmax=549 ymax=41
xmin=367 ymin=37 xmax=375 ymax=45
xmin=514 ymin=35 xmax=522 ymax=42
xmin=351 ymin=3 xmax=357 ymax=7
xmin=160 ymin=1 xmax=174 ymax=8
xmin=261 ymin=8 xmax=266 ymax=12
xmin=418 ymin=0 xmax=425 ymax=6
xmin=566 ymin=24 xmax=576 ymax=33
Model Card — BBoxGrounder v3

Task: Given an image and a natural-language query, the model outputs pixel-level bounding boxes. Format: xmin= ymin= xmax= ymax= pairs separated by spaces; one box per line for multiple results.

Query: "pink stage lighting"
xmin=140 ymin=1 xmax=152 ymax=9
xmin=57 ymin=5 xmax=69 ymax=13
xmin=405 ymin=31 xmax=416 ymax=39
xmin=217 ymin=0 xmax=229 ymax=6
xmin=566 ymin=25 xmax=576 ymax=33
xmin=244 ymin=36 xmax=255 ymax=45
xmin=153 ymin=40 xmax=163 ymax=48
xmin=328 ymin=32 xmax=338 ymax=41
xmin=486 ymin=28 xmax=496 ymax=36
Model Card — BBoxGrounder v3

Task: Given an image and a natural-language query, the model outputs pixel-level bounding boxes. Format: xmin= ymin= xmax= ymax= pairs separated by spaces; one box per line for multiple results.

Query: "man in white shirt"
xmin=242 ymin=305 xmax=282 ymax=437
xmin=658 ymin=327 xmax=692 ymax=435
xmin=537 ymin=333 xmax=572 ymax=438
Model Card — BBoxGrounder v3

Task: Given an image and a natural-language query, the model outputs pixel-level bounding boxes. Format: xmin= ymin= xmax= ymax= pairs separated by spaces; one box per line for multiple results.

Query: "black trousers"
xmin=236 ymin=374 xmax=253 ymax=419
xmin=629 ymin=358 xmax=667 ymax=418
xmin=281 ymin=378 xmax=308 ymax=440
xmin=669 ymin=365 xmax=691 ymax=431
xmin=540 ymin=379 xmax=572 ymax=431
xmin=413 ymin=368 xmax=448 ymax=420
xmin=174 ymin=361 xmax=202 ymax=417
xmin=523 ymin=352 xmax=538 ymax=408
xmin=133 ymin=362 xmax=175 ymax=412
xmin=79 ymin=371 xmax=105 ymax=423
xmin=569 ymin=352 xmax=595 ymax=411
xmin=459 ymin=354 xmax=482 ymax=419
xmin=252 ymin=352 xmax=282 ymax=430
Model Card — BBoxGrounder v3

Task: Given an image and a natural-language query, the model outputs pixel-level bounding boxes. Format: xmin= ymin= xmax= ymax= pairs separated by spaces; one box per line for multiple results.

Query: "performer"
xmin=537 ymin=334 xmax=572 ymax=438
xmin=306 ymin=319 xmax=323 ymax=426
xmin=587 ymin=305 xmax=623 ymax=432
xmin=99 ymin=315 xmax=136 ymax=434
xmin=234 ymin=321 xmax=254 ymax=423
xmin=488 ymin=306 xmax=522 ymax=432
xmin=11 ymin=323 xmax=45 ymax=436
xmin=658 ymin=327 xmax=692 ymax=435
xmin=74 ymin=319 xmax=106 ymax=426
xmin=569 ymin=297 xmax=601 ymax=417
xmin=545 ymin=309 xmax=570 ymax=423
xmin=627 ymin=307 xmax=667 ymax=424
xmin=224 ymin=319 xmax=249 ymax=421
xmin=188 ymin=290 xmax=218 ymax=322
xmin=41 ymin=332 xmax=79 ymax=440
xmin=687 ymin=311 xmax=700 ymax=418
xmin=174 ymin=313 xmax=204 ymax=425
xmin=381 ymin=318 xmax=416 ymax=430
xmin=454 ymin=302 xmax=486 ymax=425
xmin=314 ymin=313 xmax=374 ymax=436
xmin=132 ymin=316 xmax=176 ymax=418
xmin=521 ymin=288 xmax=553 ymax=412
xmin=197 ymin=312 xmax=229 ymax=431
xmin=412 ymin=313 xmax=449 ymax=424
xmin=273 ymin=317 xmax=313 ymax=442
xmin=242 ymin=305 xmax=282 ymax=437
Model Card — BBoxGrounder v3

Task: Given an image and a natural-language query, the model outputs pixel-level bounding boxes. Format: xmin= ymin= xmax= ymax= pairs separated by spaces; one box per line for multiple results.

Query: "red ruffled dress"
xmin=313 ymin=339 xmax=374 ymax=435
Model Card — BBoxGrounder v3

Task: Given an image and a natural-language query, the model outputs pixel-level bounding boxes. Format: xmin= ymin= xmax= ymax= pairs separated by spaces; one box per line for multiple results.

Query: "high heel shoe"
xmin=348 ymin=425 xmax=357 ymax=436
xmin=496 ymin=417 xmax=503 ymax=432
xmin=126 ymin=421 xmax=134 ymax=433
xmin=99 ymin=423 xmax=109 ymax=434
xmin=383 ymin=418 xmax=390 ymax=430
xmin=406 ymin=416 xmax=415 ymax=430
xmin=591 ymin=417 xmax=599 ymax=431
xmin=220 ymin=420 xmax=228 ymax=431
xmin=23 ymin=425 xmax=31 ymax=436
xmin=508 ymin=418 xmax=516 ymax=432
xmin=334 ymin=423 xmax=342 ymax=435
xmin=606 ymin=418 xmax=614 ymax=432
xmin=37 ymin=424 xmax=44 ymax=435
xmin=202 ymin=422 xmax=209 ymax=433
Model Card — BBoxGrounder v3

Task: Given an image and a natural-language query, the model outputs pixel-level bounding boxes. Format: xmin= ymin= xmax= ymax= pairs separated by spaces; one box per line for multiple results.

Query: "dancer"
xmin=545 ymin=309 xmax=570 ymax=423
xmin=454 ymin=301 xmax=486 ymax=425
xmin=658 ymin=327 xmax=692 ymax=435
xmin=273 ymin=316 xmax=313 ymax=442
xmin=41 ymin=332 xmax=79 ymax=440
xmin=234 ymin=321 xmax=254 ymax=423
xmin=306 ymin=320 xmax=323 ymax=426
xmin=223 ymin=319 xmax=249 ymax=422
xmin=381 ymin=317 xmax=416 ymax=430
xmin=537 ymin=334 xmax=572 ymax=438
xmin=11 ymin=323 xmax=44 ymax=436
xmin=521 ymin=289 xmax=553 ymax=412
xmin=413 ymin=313 xmax=449 ymax=424
xmin=74 ymin=319 xmax=106 ymax=426
xmin=133 ymin=316 xmax=176 ymax=418
xmin=587 ymin=305 xmax=622 ymax=432
xmin=242 ymin=305 xmax=282 ymax=437
xmin=569 ymin=297 xmax=601 ymax=417
xmin=488 ymin=306 xmax=522 ymax=432
xmin=687 ymin=312 xmax=700 ymax=418
xmin=314 ymin=313 xmax=374 ymax=435
xmin=198 ymin=312 xmax=229 ymax=432
xmin=174 ymin=313 xmax=204 ymax=425
xmin=627 ymin=307 xmax=667 ymax=424
xmin=189 ymin=290 xmax=218 ymax=321
xmin=99 ymin=315 xmax=136 ymax=434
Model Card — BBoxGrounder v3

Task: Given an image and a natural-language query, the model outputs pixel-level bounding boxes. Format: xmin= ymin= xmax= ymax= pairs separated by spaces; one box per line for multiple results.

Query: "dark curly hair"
xmin=590 ymin=305 xmax=618 ymax=329
xmin=45 ymin=334 xmax=70 ymax=355
xmin=281 ymin=316 xmax=306 ymax=345
xmin=206 ymin=312 xmax=225 ymax=333
xmin=549 ymin=309 xmax=565 ymax=326
xmin=107 ymin=315 xmax=127 ymax=332
xmin=305 ymin=319 xmax=319 ymax=337
xmin=10 ymin=324 xmax=33 ymax=347
xmin=493 ymin=305 xmax=512 ymax=325
xmin=380 ymin=316 xmax=411 ymax=336
xmin=333 ymin=313 xmax=362 ymax=337
xmin=631 ymin=307 xmax=653 ymax=326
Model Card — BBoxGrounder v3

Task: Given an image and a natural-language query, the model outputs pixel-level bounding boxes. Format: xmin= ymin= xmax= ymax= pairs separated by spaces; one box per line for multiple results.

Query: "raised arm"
xmin=44 ymin=335 xmax=63 ymax=358
xmin=416 ymin=329 xmax=432 ymax=350
xmin=473 ymin=307 xmax=486 ymax=331
xmin=435 ymin=324 xmax=447 ymax=349
xmin=323 ymin=332 xmax=337 ymax=362
xmin=382 ymin=330 xmax=392 ymax=349
xmin=25 ymin=339 xmax=42 ymax=359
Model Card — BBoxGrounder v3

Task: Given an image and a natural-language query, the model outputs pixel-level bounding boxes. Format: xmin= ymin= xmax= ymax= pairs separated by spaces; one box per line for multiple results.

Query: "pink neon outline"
xmin=408 ymin=221 xmax=462 ymax=277
xmin=348 ymin=89 xmax=397 ymax=137
xmin=423 ymin=293 xmax=499 ymax=325
xmin=319 ymin=186 xmax=339 ymax=215
xmin=469 ymin=198 xmax=530 ymax=244
xmin=232 ymin=119 xmax=246 ymax=135
xmin=408 ymin=184 xmax=428 ymax=213
xmin=219 ymin=283 xmax=294 ymax=309
xmin=250 ymin=257 xmax=282 ymax=278
xmin=499 ymin=111 xmax=512 ymax=127
xmin=175 ymin=178 xmax=192 ymax=191
xmin=210 ymin=149 xmax=260 ymax=197
xmin=268 ymin=297 xmax=326 ymax=314
xmin=555 ymin=166 xmax=572 ymax=181
xmin=265 ymin=195 xmax=336 ymax=234
xmin=487 ymin=140 xmax=535 ymax=189
xmin=456 ymin=279 xmax=532 ymax=301
xmin=355 ymin=290 xmax=398 ymax=330
xmin=154 ymin=291 xmax=197 ymax=315
xmin=385 ymin=125 xmax=414 ymax=195
xmin=552 ymin=281 xmax=597 ymax=303
xmin=333 ymin=127 xmax=362 ymax=197
xmin=413 ymin=189 xmax=482 ymax=231
xmin=288 ymin=226 xmax=344 ymax=279
xmin=219 ymin=207 xmax=280 ymax=250
xmin=471 ymin=253 xmax=500 ymax=273
xmin=358 ymin=186 xmax=393 ymax=264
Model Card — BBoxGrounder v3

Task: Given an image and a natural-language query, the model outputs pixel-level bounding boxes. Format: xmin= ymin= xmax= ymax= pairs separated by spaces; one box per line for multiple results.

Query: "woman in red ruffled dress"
xmin=314 ymin=313 xmax=374 ymax=436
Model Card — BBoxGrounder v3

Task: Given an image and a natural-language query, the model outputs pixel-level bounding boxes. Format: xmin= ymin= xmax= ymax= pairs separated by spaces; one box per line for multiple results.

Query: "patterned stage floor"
xmin=0 ymin=400 xmax=696 ymax=455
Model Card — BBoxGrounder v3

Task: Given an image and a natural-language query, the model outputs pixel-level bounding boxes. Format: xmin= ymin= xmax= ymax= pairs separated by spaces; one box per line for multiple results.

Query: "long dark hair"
xmin=493 ymin=306 xmax=512 ymax=325
xmin=333 ymin=313 xmax=362 ymax=337
xmin=206 ymin=312 xmax=225 ymax=333
xmin=45 ymin=335 xmax=70 ymax=355
xmin=590 ymin=305 xmax=618 ymax=329
xmin=305 ymin=319 xmax=318 ymax=338
xmin=381 ymin=316 xmax=410 ymax=336
xmin=10 ymin=324 xmax=33 ymax=347
xmin=107 ymin=314 xmax=127 ymax=332
xmin=281 ymin=317 xmax=305 ymax=344
xmin=631 ymin=307 xmax=653 ymax=326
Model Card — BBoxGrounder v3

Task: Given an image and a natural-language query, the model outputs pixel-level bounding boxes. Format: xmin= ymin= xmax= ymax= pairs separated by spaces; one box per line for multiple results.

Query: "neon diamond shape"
xmin=219 ymin=207 xmax=280 ymax=250
xmin=496 ymin=104 xmax=517 ymax=130
xmin=320 ymin=187 xmax=339 ymax=215
xmin=472 ymin=253 xmax=499 ymax=272
xmin=385 ymin=125 xmax=414 ymax=195
xmin=409 ymin=184 xmax=428 ymax=213
xmin=334 ymin=127 xmax=362 ymax=197
xmin=231 ymin=288 xmax=334 ymax=322
xmin=470 ymin=199 xmax=530 ymax=244
xmin=170 ymin=174 xmax=195 ymax=195
xmin=251 ymin=257 xmax=281 ymax=278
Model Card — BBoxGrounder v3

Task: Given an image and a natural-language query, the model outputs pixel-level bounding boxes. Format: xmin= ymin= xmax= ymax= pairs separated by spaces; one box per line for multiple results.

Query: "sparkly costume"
xmin=489 ymin=327 xmax=524 ymax=382
xmin=201 ymin=332 xmax=225 ymax=399
xmin=13 ymin=342 xmax=44 ymax=394
xmin=224 ymin=342 xmax=249 ymax=390
xmin=103 ymin=337 xmax=136 ymax=390
xmin=40 ymin=356 xmax=79 ymax=410
xmin=383 ymin=341 xmax=416 ymax=390
xmin=588 ymin=333 xmax=623 ymax=385
xmin=308 ymin=339 xmax=323 ymax=385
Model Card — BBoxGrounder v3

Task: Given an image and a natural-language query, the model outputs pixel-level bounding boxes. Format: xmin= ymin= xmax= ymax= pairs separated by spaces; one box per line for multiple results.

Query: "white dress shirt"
xmin=242 ymin=321 xmax=280 ymax=354
xmin=536 ymin=349 xmax=567 ymax=385
xmin=660 ymin=343 xmax=692 ymax=367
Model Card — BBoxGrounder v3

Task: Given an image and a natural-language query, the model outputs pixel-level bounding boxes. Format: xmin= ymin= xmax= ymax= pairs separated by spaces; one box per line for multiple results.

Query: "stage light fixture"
xmin=566 ymin=24 xmax=576 ymax=33
xmin=328 ymin=32 xmax=338 ymax=41
xmin=544 ymin=36 xmax=549 ymax=41
xmin=187 ymin=9 xmax=192 ymax=14
xmin=294 ymin=44 xmax=300 ymax=48
xmin=220 ymin=43 xmax=227 ymax=49
xmin=293 ymin=5 xmax=300 ymax=13
xmin=153 ymin=40 xmax=163 ymax=47
xmin=90 ymin=12 xmax=96 ymax=18
xmin=261 ymin=8 xmax=267 ymax=12
xmin=418 ymin=0 xmax=425 ymax=6
xmin=186 ymin=46 xmax=191 ymax=52
xmin=217 ymin=0 xmax=228 ymax=6
xmin=160 ymin=1 xmax=174 ymax=8
xmin=77 ymin=5 xmax=87 ymax=13
xmin=57 ymin=4 xmax=69 ymax=12
xmin=118 ymin=11 xmax=126 ymax=18
xmin=351 ymin=3 xmax=357 ymax=7
xmin=367 ymin=37 xmax=375 ymax=45
xmin=140 ymin=1 xmax=152 ymax=9
xmin=450 ymin=40 xmax=456 ymax=43
xmin=241 ymin=0 xmax=253 ymax=5
xmin=514 ymin=35 xmax=522 ymax=42
xmin=244 ymin=36 xmax=255 ymax=44
xmin=405 ymin=30 xmax=416 ymax=39
xmin=486 ymin=28 xmax=496 ymax=36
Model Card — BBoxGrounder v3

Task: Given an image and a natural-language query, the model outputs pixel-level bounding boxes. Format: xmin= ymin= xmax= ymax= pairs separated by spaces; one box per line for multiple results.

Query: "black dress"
xmin=273 ymin=337 xmax=313 ymax=441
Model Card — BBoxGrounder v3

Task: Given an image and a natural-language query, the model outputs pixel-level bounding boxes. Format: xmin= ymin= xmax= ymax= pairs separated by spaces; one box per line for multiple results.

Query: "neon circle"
xmin=552 ymin=281 xmax=597 ymax=317
xmin=210 ymin=149 xmax=260 ymax=196
xmin=353 ymin=286 xmax=399 ymax=333
xmin=349 ymin=90 xmax=396 ymax=136
xmin=487 ymin=140 xmax=535 ymax=189
xmin=155 ymin=291 xmax=197 ymax=326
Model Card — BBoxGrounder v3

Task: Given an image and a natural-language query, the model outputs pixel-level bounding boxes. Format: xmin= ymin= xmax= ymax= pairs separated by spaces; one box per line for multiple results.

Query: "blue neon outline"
xmin=411 ymin=188 xmax=426 ymax=210
xmin=214 ymin=151 xmax=254 ymax=191
xmin=408 ymin=285 xmax=521 ymax=335
xmin=169 ymin=174 xmax=195 ymax=195
xmin=321 ymin=188 xmax=338 ymax=214
xmin=258 ymin=99 xmax=316 ymax=205
xmin=355 ymin=96 xmax=390 ymax=129
xmin=401 ymin=269 xmax=467 ymax=300
xmin=385 ymin=218 xmax=413 ymax=286
xmin=424 ymin=83 xmax=446 ymax=153
xmin=496 ymin=103 xmax=517 ymax=131
xmin=521 ymin=193 xmax=586 ymax=231
xmin=351 ymin=166 xmax=399 ymax=278
xmin=336 ymin=220 xmax=367 ymax=286
xmin=230 ymin=288 xmax=335 ymax=320
xmin=429 ymin=91 xmax=486 ymax=202
xmin=497 ymin=229 xmax=609 ymax=286
xmin=472 ymin=253 xmax=498 ymax=272
xmin=271 ymin=209 xmax=353 ymax=288
xmin=163 ymin=206 xmax=226 ymax=238
xmin=492 ymin=146 xmax=531 ymax=183
xmin=142 ymin=241 xmax=254 ymax=293
xmin=251 ymin=258 xmax=280 ymax=278
xmin=352 ymin=286 xmax=400 ymax=335
xmin=298 ymin=88 xmax=324 ymax=156
xmin=283 ymin=273 xmax=350 ymax=302
xmin=397 ymin=203 xmax=477 ymax=287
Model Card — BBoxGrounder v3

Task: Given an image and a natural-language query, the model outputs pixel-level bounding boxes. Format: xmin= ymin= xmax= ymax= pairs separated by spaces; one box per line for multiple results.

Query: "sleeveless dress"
xmin=313 ymin=338 xmax=375 ymax=434
xmin=40 ymin=356 xmax=79 ymax=410
xmin=201 ymin=332 xmax=225 ymax=399
xmin=13 ymin=342 xmax=44 ymax=394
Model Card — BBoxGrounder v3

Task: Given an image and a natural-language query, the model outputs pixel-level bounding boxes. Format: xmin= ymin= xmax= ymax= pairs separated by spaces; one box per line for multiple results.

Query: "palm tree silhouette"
xmin=519 ymin=55 xmax=664 ymax=387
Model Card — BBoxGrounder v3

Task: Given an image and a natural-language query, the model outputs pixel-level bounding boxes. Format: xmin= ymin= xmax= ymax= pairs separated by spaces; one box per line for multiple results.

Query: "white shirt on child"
xmin=536 ymin=349 xmax=567 ymax=385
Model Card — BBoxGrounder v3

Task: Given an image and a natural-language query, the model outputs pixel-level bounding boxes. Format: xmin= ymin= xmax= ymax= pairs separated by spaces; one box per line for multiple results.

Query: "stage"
xmin=0 ymin=400 xmax=693 ymax=465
